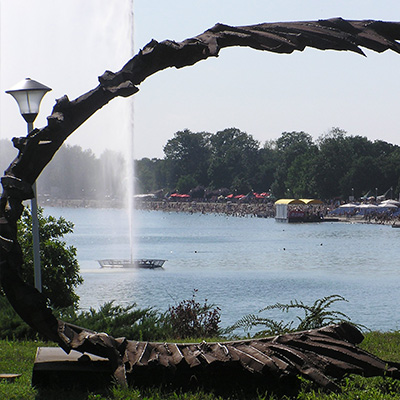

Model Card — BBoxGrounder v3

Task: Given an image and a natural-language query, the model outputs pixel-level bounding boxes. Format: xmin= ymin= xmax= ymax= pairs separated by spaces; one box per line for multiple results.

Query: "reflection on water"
xmin=45 ymin=207 xmax=400 ymax=331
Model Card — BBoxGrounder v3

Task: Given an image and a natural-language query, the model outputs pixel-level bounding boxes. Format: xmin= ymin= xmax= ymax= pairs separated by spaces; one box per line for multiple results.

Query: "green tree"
xmin=255 ymin=143 xmax=279 ymax=194
xmin=17 ymin=207 xmax=83 ymax=309
xmin=315 ymin=128 xmax=352 ymax=199
xmin=135 ymin=157 xmax=157 ymax=193
xmin=98 ymin=149 xmax=126 ymax=200
xmin=372 ymin=141 xmax=400 ymax=199
xmin=176 ymin=174 xmax=198 ymax=194
xmin=164 ymin=129 xmax=211 ymax=189
xmin=38 ymin=144 xmax=100 ymax=200
xmin=285 ymin=151 xmax=319 ymax=198
xmin=273 ymin=131 xmax=316 ymax=197
xmin=275 ymin=131 xmax=315 ymax=166
xmin=314 ymin=129 xmax=400 ymax=200
xmin=340 ymin=155 xmax=383 ymax=199
xmin=135 ymin=157 xmax=171 ymax=193
xmin=337 ymin=135 xmax=378 ymax=198
xmin=208 ymin=128 xmax=260 ymax=190
xmin=271 ymin=165 xmax=287 ymax=199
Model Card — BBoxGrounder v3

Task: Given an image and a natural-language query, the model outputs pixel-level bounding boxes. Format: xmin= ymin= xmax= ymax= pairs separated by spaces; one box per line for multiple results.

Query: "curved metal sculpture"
xmin=2 ymin=18 xmax=400 ymax=389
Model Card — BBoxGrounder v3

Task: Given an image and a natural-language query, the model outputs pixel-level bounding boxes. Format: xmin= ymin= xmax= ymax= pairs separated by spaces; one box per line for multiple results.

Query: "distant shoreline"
xmin=39 ymin=198 xmax=125 ymax=209
xmin=39 ymin=199 xmax=399 ymax=225
xmin=136 ymin=200 xmax=276 ymax=218
xmin=40 ymin=198 xmax=275 ymax=217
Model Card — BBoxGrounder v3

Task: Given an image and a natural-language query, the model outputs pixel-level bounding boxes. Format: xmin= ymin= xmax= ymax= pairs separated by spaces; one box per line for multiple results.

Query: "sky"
xmin=1 ymin=1 xmax=400 ymax=160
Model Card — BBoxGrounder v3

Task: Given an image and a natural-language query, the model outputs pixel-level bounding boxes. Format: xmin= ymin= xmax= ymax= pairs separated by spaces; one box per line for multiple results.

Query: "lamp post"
xmin=6 ymin=78 xmax=52 ymax=292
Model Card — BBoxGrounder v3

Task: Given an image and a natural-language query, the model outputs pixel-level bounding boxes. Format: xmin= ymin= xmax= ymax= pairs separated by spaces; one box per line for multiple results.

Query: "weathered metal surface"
xmin=1 ymin=18 xmax=400 ymax=391
xmin=38 ymin=322 xmax=400 ymax=391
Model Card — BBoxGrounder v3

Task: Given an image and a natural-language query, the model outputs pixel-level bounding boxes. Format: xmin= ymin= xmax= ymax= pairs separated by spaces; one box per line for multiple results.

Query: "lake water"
xmin=44 ymin=207 xmax=400 ymax=332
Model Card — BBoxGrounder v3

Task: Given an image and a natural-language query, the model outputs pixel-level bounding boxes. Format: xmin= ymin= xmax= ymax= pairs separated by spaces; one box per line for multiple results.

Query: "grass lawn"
xmin=1 ymin=332 xmax=400 ymax=400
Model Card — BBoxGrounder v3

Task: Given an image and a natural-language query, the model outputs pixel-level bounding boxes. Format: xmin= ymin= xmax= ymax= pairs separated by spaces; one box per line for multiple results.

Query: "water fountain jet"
xmin=97 ymin=0 xmax=166 ymax=270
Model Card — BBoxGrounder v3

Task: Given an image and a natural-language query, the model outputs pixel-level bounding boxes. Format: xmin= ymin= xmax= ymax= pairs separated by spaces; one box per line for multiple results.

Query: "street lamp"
xmin=6 ymin=78 xmax=52 ymax=292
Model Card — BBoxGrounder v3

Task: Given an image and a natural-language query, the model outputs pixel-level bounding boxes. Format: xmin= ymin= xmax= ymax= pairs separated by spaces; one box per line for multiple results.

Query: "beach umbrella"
xmin=356 ymin=204 xmax=378 ymax=215
xmin=339 ymin=203 xmax=358 ymax=208
xmin=377 ymin=203 xmax=398 ymax=208
xmin=381 ymin=200 xmax=400 ymax=206
xmin=330 ymin=203 xmax=357 ymax=215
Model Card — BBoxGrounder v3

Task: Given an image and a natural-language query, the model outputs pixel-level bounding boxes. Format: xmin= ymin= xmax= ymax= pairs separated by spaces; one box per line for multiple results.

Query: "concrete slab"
xmin=32 ymin=347 xmax=113 ymax=389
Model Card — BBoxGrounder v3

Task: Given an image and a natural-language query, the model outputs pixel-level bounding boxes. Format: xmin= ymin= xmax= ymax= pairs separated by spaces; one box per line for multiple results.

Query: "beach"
xmin=39 ymin=197 xmax=400 ymax=225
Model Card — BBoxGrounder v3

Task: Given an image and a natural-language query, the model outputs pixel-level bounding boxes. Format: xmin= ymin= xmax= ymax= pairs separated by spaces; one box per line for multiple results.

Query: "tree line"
xmin=137 ymin=127 xmax=400 ymax=200
xmin=1 ymin=126 xmax=400 ymax=202
xmin=0 ymin=139 xmax=126 ymax=203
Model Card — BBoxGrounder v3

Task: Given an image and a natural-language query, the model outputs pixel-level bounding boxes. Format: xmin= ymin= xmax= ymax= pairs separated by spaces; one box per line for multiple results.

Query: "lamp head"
xmin=6 ymin=78 xmax=52 ymax=123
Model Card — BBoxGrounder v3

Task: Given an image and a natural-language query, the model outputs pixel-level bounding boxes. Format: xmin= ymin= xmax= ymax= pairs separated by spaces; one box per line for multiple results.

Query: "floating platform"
xmin=97 ymin=259 xmax=166 ymax=269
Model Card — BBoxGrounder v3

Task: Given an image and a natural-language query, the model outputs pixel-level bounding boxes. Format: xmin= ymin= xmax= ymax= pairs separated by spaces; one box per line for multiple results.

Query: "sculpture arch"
xmin=1 ymin=18 xmax=400 ymax=389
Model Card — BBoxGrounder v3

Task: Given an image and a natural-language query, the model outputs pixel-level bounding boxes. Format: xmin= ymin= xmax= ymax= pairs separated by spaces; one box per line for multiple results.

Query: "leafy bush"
xmin=231 ymin=295 xmax=352 ymax=337
xmin=58 ymin=301 xmax=167 ymax=341
xmin=0 ymin=207 xmax=83 ymax=340
xmin=17 ymin=207 xmax=83 ymax=308
xmin=59 ymin=290 xmax=223 ymax=342
xmin=0 ymin=292 xmax=223 ymax=342
xmin=0 ymin=297 xmax=37 ymax=340
xmin=165 ymin=289 xmax=221 ymax=339
xmin=0 ymin=296 xmax=168 ymax=342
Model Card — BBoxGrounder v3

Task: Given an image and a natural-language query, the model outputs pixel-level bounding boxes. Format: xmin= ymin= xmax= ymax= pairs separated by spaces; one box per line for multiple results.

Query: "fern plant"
xmin=230 ymin=295 xmax=352 ymax=337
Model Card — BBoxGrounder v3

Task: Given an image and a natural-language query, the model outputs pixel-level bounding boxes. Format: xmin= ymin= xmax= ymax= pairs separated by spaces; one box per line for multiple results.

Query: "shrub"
xmin=58 ymin=301 xmax=167 ymax=341
xmin=0 ymin=297 xmax=37 ymax=340
xmin=17 ymin=207 xmax=82 ymax=308
xmin=165 ymin=289 xmax=221 ymax=339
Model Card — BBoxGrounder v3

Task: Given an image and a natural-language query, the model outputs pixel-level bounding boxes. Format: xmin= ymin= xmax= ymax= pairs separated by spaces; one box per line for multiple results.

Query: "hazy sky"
xmin=1 ymin=1 xmax=400 ymax=160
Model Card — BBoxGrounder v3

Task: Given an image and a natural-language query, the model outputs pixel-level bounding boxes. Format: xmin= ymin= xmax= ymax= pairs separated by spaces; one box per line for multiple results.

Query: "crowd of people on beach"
xmin=362 ymin=209 xmax=400 ymax=225
xmin=135 ymin=198 xmax=400 ymax=225
xmin=136 ymin=198 xmax=338 ymax=220
xmin=41 ymin=194 xmax=400 ymax=225
xmin=136 ymin=199 xmax=276 ymax=218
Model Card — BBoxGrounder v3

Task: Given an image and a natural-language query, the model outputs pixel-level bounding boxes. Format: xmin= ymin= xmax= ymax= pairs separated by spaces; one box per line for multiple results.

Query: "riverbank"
xmin=39 ymin=198 xmax=277 ymax=217
xmin=136 ymin=199 xmax=276 ymax=217
xmin=39 ymin=198 xmax=400 ymax=225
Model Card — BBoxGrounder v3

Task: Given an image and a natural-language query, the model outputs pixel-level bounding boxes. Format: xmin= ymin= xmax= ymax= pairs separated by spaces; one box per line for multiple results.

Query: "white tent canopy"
xmin=339 ymin=203 xmax=358 ymax=208
xmin=380 ymin=199 xmax=400 ymax=206
xmin=378 ymin=202 xmax=398 ymax=208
